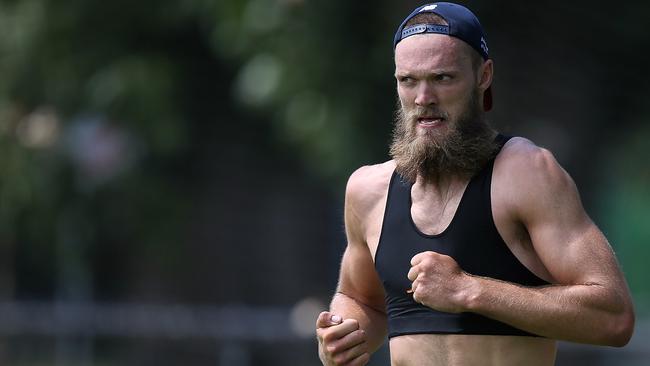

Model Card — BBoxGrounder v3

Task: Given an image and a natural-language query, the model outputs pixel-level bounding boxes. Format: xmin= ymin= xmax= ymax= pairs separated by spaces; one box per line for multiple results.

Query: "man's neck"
xmin=412 ymin=173 xmax=468 ymax=203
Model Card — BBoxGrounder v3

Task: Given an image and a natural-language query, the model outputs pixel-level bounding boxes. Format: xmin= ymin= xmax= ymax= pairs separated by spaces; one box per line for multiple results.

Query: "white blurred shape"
xmin=16 ymin=106 xmax=60 ymax=148
xmin=289 ymin=297 xmax=326 ymax=338
xmin=234 ymin=53 xmax=282 ymax=106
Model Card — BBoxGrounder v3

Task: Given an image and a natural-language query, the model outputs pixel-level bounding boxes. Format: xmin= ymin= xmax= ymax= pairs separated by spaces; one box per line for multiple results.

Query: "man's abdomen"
xmin=389 ymin=334 xmax=557 ymax=366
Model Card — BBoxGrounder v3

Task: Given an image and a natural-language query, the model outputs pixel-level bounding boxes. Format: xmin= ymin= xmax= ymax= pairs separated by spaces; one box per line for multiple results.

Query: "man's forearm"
xmin=464 ymin=275 xmax=634 ymax=346
xmin=330 ymin=291 xmax=388 ymax=352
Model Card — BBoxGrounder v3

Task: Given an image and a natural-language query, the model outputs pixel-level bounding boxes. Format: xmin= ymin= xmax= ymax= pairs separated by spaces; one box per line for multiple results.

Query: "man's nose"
xmin=414 ymin=82 xmax=438 ymax=107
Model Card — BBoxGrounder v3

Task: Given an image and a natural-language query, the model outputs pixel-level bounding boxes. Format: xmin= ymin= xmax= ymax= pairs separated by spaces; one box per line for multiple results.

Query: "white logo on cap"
xmin=480 ymin=36 xmax=489 ymax=54
xmin=420 ymin=4 xmax=438 ymax=11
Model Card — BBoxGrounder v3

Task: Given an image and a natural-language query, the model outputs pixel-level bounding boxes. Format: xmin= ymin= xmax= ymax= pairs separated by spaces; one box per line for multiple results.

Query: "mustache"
xmin=402 ymin=106 xmax=449 ymax=121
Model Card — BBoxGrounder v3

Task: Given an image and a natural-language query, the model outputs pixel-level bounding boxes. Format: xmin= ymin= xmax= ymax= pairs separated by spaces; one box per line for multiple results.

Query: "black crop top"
xmin=374 ymin=135 xmax=548 ymax=338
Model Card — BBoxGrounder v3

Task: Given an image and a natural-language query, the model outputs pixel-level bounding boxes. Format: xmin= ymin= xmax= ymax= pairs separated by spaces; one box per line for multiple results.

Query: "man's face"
xmin=394 ymin=34 xmax=480 ymax=140
xmin=390 ymin=34 xmax=495 ymax=182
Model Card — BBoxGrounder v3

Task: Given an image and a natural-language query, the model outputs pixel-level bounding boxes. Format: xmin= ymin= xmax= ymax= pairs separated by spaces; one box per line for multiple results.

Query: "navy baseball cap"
xmin=393 ymin=2 xmax=492 ymax=111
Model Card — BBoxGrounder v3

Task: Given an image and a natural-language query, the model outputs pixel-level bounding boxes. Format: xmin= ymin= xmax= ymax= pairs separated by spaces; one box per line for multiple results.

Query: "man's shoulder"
xmin=348 ymin=160 xmax=396 ymax=186
xmin=345 ymin=160 xmax=396 ymax=209
xmin=495 ymin=136 xmax=559 ymax=175
xmin=494 ymin=136 xmax=575 ymax=211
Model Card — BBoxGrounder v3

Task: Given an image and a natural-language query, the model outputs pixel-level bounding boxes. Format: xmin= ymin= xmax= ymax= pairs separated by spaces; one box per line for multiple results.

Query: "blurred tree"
xmin=0 ymin=0 xmax=207 ymax=300
xmin=0 ymin=0 xmax=648 ymax=364
xmin=0 ymin=0 xmax=647 ymax=327
xmin=0 ymin=0 xmax=397 ymax=304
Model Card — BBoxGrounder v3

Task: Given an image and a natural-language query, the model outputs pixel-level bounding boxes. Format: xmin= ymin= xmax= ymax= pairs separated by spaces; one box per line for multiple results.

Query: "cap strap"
xmin=400 ymin=24 xmax=450 ymax=42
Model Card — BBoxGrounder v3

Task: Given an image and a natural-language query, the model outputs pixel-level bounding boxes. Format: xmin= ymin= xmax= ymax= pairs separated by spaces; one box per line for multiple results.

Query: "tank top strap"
xmin=384 ymin=170 xmax=413 ymax=224
xmin=452 ymin=133 xmax=513 ymax=233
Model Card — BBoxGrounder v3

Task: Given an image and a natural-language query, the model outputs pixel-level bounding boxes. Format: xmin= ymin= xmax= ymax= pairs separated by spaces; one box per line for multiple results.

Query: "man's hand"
xmin=316 ymin=311 xmax=370 ymax=366
xmin=407 ymin=251 xmax=473 ymax=313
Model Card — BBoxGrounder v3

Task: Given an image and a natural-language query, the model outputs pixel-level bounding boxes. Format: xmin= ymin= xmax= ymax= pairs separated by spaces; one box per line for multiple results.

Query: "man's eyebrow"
xmin=395 ymin=69 xmax=456 ymax=78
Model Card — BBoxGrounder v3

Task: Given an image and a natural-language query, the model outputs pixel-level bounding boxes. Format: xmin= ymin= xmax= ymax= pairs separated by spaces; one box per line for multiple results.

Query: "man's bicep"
xmin=517 ymin=149 xmax=622 ymax=285
xmin=334 ymin=165 xmax=389 ymax=313
xmin=530 ymin=216 xmax=622 ymax=286
xmin=336 ymin=241 xmax=386 ymax=313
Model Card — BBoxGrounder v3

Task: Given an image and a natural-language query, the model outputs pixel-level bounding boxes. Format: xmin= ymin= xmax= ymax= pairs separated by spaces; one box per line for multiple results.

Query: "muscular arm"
xmin=408 ymin=139 xmax=634 ymax=346
xmin=331 ymin=166 xmax=388 ymax=351
xmin=331 ymin=249 xmax=387 ymax=353
xmin=317 ymin=166 xmax=389 ymax=364
xmin=466 ymin=141 xmax=634 ymax=346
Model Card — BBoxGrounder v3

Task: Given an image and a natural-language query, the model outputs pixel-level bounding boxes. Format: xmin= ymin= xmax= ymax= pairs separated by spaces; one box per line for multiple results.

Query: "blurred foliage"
xmin=0 ymin=0 xmax=199 ymax=299
xmin=0 ymin=0 xmax=647 ymax=312
xmin=0 ymin=0 xmax=397 ymax=301
xmin=209 ymin=0 xmax=396 ymax=178
xmin=0 ymin=0 xmax=648 ymax=364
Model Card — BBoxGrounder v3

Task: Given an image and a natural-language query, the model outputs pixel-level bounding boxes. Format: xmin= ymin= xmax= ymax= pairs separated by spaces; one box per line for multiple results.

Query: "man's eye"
xmin=435 ymin=74 xmax=452 ymax=81
xmin=399 ymin=77 xmax=414 ymax=84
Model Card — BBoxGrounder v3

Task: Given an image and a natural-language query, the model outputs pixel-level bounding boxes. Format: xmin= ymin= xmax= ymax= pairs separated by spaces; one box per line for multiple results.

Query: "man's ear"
xmin=478 ymin=59 xmax=493 ymax=92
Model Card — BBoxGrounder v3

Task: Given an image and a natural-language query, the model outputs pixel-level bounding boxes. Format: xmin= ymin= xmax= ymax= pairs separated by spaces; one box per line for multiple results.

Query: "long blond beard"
xmin=389 ymin=91 xmax=497 ymax=183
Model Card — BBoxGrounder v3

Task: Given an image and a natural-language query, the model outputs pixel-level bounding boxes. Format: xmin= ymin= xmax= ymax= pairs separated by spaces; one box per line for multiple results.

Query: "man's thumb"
xmin=316 ymin=311 xmax=343 ymax=327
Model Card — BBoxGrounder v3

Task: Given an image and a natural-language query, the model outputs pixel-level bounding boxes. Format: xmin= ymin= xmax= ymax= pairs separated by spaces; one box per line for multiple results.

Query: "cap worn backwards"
xmin=393 ymin=2 xmax=488 ymax=59
xmin=393 ymin=2 xmax=492 ymax=110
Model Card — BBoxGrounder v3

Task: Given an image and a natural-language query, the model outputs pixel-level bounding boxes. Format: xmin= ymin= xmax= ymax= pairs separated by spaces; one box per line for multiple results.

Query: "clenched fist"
xmin=407 ymin=251 xmax=475 ymax=313
xmin=316 ymin=311 xmax=370 ymax=366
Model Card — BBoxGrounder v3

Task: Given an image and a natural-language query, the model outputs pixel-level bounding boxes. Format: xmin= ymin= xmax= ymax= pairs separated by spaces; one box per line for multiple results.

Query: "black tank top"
xmin=374 ymin=135 xmax=548 ymax=338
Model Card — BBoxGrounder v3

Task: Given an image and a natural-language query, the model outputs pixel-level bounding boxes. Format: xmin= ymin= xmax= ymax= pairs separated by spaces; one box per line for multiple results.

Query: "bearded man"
xmin=316 ymin=3 xmax=634 ymax=366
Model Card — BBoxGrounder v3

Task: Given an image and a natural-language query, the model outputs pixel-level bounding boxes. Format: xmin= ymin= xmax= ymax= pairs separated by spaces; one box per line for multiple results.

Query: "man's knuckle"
xmin=317 ymin=312 xmax=328 ymax=324
xmin=333 ymin=353 xmax=348 ymax=364
xmin=413 ymin=291 xmax=421 ymax=302
xmin=346 ymin=331 xmax=359 ymax=343
xmin=322 ymin=332 xmax=335 ymax=343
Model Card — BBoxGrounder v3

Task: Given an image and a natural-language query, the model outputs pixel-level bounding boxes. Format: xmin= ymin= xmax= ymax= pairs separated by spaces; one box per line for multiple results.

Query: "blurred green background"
xmin=0 ymin=0 xmax=648 ymax=365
